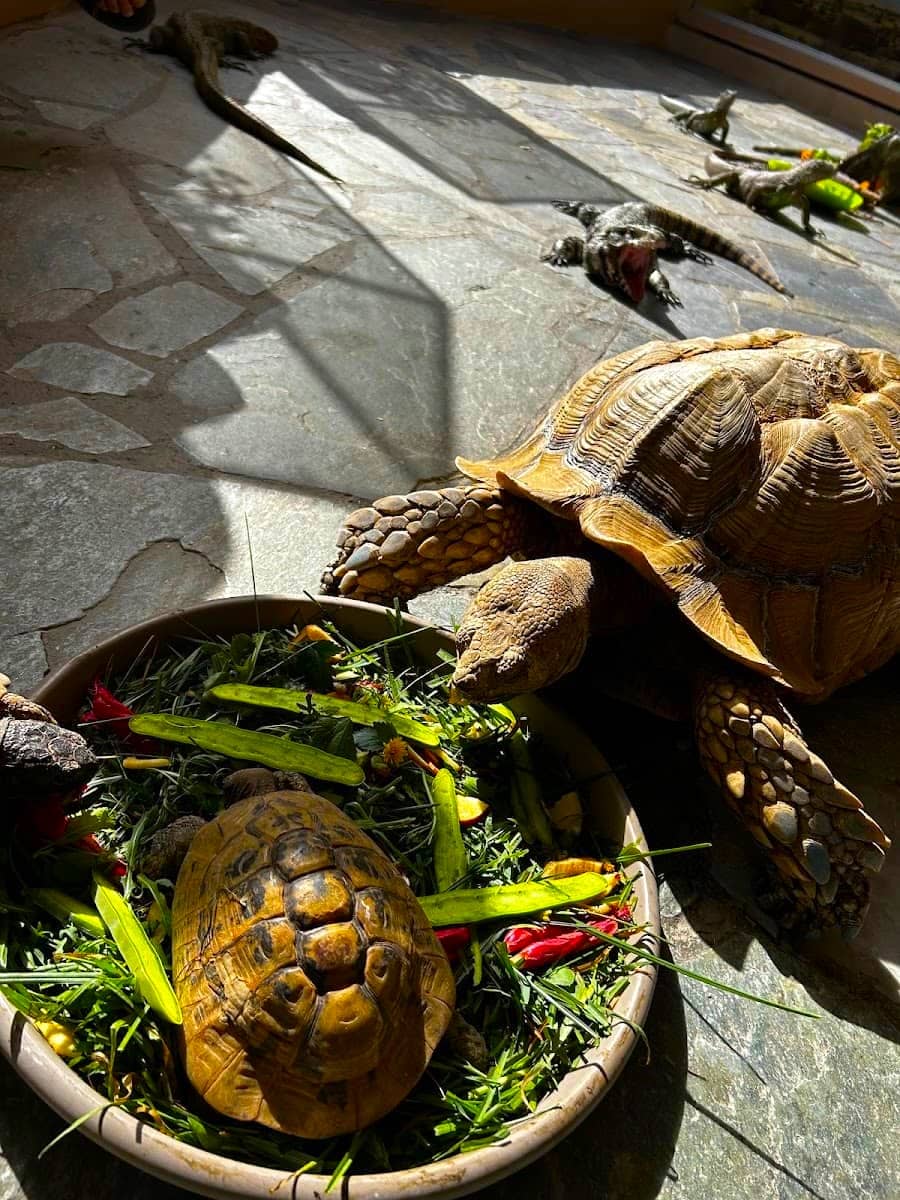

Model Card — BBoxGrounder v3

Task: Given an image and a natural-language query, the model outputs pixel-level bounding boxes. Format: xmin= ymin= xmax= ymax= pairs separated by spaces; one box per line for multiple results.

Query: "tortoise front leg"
xmin=321 ymin=486 xmax=548 ymax=603
xmin=694 ymin=673 xmax=889 ymax=939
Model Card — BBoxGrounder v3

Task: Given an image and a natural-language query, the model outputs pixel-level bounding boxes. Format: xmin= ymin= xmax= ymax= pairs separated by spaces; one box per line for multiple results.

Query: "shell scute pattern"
xmin=460 ymin=328 xmax=900 ymax=699
xmin=172 ymin=790 xmax=454 ymax=1137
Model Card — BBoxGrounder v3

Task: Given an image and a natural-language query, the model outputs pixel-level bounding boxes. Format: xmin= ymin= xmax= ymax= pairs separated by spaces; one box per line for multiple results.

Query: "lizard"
xmin=840 ymin=131 xmax=900 ymax=205
xmin=128 ymin=12 xmax=342 ymax=185
xmin=541 ymin=199 xmax=789 ymax=307
xmin=658 ymin=88 xmax=737 ymax=144
xmin=688 ymin=151 xmax=837 ymax=236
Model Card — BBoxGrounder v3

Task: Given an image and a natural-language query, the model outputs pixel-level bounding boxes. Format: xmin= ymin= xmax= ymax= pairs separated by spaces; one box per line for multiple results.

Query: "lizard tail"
xmin=647 ymin=205 xmax=792 ymax=297
xmin=659 ymin=94 xmax=688 ymax=116
xmin=192 ymin=56 xmax=343 ymax=186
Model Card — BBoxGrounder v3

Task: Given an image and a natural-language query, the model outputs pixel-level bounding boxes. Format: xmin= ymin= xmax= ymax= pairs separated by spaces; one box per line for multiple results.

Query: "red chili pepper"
xmin=503 ymin=925 xmax=546 ymax=955
xmin=82 ymin=679 xmax=157 ymax=753
xmin=507 ymin=914 xmax=626 ymax=972
xmin=436 ymin=925 xmax=471 ymax=963
xmin=16 ymin=787 xmax=115 ymax=865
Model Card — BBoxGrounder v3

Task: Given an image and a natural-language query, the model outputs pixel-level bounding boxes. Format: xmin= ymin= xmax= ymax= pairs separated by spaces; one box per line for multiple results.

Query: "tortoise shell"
xmin=171 ymin=790 xmax=455 ymax=1138
xmin=459 ymin=328 xmax=900 ymax=699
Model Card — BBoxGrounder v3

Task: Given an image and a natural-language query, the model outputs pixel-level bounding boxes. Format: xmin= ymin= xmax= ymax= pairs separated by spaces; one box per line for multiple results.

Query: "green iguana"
xmin=130 ymin=12 xmax=342 ymax=184
xmin=542 ymin=199 xmax=789 ymax=306
xmin=841 ymin=132 xmax=900 ymax=204
xmin=658 ymin=89 xmax=736 ymax=144
xmin=689 ymin=152 xmax=837 ymax=236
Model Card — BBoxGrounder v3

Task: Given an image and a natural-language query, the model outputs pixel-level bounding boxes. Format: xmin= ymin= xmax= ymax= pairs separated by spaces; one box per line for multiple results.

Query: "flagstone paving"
xmin=0 ymin=2 xmax=897 ymax=1198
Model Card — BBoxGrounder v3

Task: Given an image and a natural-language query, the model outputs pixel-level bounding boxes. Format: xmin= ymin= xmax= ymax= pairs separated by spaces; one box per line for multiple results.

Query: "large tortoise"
xmin=171 ymin=769 xmax=455 ymax=1137
xmin=323 ymin=328 xmax=897 ymax=937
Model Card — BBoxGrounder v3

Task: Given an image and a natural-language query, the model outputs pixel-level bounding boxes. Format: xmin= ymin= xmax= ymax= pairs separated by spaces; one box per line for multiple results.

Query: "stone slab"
xmin=0 ymin=28 xmax=155 ymax=111
xmin=0 ymin=398 xmax=149 ymax=453
xmin=8 ymin=344 xmax=153 ymax=397
xmin=0 ymin=460 xmax=351 ymax=643
xmin=0 ymin=164 xmax=177 ymax=324
xmin=0 ymin=631 xmax=47 ymax=696
xmin=33 ymin=101 xmax=106 ymax=130
xmin=143 ymin=189 xmax=348 ymax=295
xmin=90 ymin=282 xmax=244 ymax=358
xmin=107 ymin=73 xmax=290 ymax=196
xmin=167 ymin=244 xmax=607 ymax=496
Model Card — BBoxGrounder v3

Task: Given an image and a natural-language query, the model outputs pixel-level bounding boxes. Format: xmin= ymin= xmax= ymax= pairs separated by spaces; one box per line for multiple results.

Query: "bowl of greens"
xmin=0 ymin=595 xmax=660 ymax=1199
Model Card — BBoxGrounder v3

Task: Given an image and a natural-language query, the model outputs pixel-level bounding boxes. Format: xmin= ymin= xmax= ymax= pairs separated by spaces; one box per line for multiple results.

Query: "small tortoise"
xmin=170 ymin=769 xmax=455 ymax=1138
xmin=323 ymin=329 xmax=897 ymax=938
xmin=0 ymin=675 xmax=97 ymax=801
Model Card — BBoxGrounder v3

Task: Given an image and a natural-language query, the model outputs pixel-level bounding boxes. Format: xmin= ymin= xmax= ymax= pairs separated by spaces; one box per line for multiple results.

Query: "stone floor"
xmin=1 ymin=1 xmax=899 ymax=1197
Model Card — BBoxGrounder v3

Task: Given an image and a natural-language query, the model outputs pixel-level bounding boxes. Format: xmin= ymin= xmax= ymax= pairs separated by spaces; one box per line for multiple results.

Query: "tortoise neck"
xmin=585 ymin=547 xmax=667 ymax=634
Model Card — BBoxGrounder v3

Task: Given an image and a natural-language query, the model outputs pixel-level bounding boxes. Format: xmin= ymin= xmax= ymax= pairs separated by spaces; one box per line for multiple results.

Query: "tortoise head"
xmin=450 ymin=557 xmax=594 ymax=702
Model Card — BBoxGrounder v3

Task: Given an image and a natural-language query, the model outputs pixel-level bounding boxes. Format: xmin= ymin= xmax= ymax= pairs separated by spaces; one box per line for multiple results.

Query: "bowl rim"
xmin=4 ymin=594 xmax=660 ymax=1200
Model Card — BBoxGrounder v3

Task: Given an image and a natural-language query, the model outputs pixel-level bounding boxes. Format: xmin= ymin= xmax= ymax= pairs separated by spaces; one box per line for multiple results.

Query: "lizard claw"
xmin=655 ymin=288 xmax=683 ymax=307
xmin=685 ymin=246 xmax=714 ymax=264
xmin=222 ymin=57 xmax=253 ymax=72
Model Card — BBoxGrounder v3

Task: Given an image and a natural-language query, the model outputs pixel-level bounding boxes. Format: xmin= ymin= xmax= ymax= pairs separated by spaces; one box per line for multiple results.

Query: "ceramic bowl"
xmin=3 ymin=595 xmax=660 ymax=1200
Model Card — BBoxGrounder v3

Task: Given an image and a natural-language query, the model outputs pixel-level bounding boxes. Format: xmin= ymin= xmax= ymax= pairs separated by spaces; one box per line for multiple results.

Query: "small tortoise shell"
xmin=172 ymin=790 xmax=454 ymax=1138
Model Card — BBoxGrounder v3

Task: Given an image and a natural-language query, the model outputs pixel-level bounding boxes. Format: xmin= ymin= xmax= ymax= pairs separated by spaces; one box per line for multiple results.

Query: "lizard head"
xmin=801 ymin=159 xmax=838 ymax=182
xmin=718 ymin=89 xmax=738 ymax=110
xmin=585 ymin=224 xmax=667 ymax=304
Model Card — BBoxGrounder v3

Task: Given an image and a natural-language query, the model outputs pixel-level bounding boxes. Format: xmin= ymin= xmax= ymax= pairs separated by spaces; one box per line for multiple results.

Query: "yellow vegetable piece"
xmin=129 ymin=713 xmax=364 ymax=786
xmin=542 ymin=856 xmax=617 ymax=879
xmin=27 ymin=888 xmax=105 ymax=937
xmin=122 ymin=757 xmax=172 ymax=770
xmin=34 ymin=1020 xmax=77 ymax=1059
xmin=548 ymin=791 xmax=583 ymax=835
xmin=432 ymin=769 xmax=468 ymax=891
xmin=208 ymin=684 xmax=441 ymax=748
xmin=291 ymin=624 xmax=336 ymax=644
xmin=456 ymin=796 xmax=490 ymax=826
xmin=92 ymin=872 xmax=182 ymax=1025
xmin=420 ymin=872 xmax=618 ymax=926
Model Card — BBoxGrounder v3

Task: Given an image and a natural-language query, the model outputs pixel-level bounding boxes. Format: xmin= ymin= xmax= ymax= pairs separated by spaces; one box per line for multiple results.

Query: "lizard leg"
xmin=321 ymin=486 xmax=553 ymax=602
xmin=798 ymin=194 xmax=825 ymax=238
xmin=541 ymin=235 xmax=585 ymax=268
xmin=647 ymin=266 xmax=682 ymax=307
xmin=687 ymin=171 xmax=734 ymax=190
xmin=695 ymin=672 xmax=889 ymax=939
xmin=221 ymin=58 xmax=254 ymax=72
xmin=660 ymin=233 xmax=713 ymax=264
xmin=714 ymin=121 xmax=729 ymax=145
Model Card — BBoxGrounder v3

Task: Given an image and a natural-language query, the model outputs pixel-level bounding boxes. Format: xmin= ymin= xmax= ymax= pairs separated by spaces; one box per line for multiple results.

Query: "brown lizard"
xmin=130 ymin=12 xmax=342 ymax=184
xmin=542 ymin=200 xmax=790 ymax=306
xmin=689 ymin=152 xmax=836 ymax=236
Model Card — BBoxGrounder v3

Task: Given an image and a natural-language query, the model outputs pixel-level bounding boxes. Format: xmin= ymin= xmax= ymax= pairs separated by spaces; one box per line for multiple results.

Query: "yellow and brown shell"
xmin=459 ymin=328 xmax=900 ymax=699
xmin=171 ymin=789 xmax=455 ymax=1138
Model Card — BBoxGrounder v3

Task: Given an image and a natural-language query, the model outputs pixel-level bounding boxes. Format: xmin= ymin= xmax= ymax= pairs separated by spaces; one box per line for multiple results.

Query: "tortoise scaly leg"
xmin=321 ymin=486 xmax=548 ymax=603
xmin=694 ymin=673 xmax=889 ymax=939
